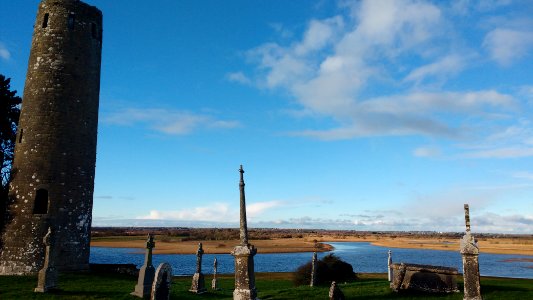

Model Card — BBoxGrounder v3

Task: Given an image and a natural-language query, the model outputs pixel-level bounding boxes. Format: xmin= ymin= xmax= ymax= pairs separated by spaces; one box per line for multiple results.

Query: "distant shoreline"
xmin=91 ymin=235 xmax=532 ymax=256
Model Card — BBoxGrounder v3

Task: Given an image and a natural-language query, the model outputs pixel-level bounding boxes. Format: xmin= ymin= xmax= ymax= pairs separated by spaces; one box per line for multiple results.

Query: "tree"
xmin=0 ymin=74 xmax=21 ymax=227
xmin=293 ymin=253 xmax=357 ymax=286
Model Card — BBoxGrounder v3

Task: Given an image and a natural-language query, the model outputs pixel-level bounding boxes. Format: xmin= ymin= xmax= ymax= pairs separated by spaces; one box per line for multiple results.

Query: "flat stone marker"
xmin=189 ymin=242 xmax=207 ymax=294
xmin=329 ymin=281 xmax=345 ymax=300
xmin=34 ymin=227 xmax=58 ymax=293
xmin=390 ymin=263 xmax=459 ymax=293
xmin=132 ymin=234 xmax=156 ymax=298
xmin=151 ymin=263 xmax=172 ymax=300
xmin=461 ymin=204 xmax=482 ymax=300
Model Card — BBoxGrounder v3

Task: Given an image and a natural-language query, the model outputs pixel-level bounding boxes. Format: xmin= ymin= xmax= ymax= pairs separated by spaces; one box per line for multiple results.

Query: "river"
xmin=89 ymin=242 xmax=533 ymax=279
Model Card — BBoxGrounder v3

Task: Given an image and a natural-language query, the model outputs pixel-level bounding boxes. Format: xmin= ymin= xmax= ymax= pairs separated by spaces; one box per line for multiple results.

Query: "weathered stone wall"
xmin=0 ymin=0 xmax=102 ymax=275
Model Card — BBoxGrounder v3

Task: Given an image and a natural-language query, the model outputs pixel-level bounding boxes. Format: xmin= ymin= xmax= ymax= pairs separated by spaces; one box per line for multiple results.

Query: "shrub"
xmin=293 ymin=254 xmax=356 ymax=286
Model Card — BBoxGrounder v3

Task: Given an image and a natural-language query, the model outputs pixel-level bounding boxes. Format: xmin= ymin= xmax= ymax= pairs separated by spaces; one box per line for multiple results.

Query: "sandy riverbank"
xmin=91 ymin=235 xmax=532 ymax=256
xmin=91 ymin=237 xmax=333 ymax=254
xmin=313 ymin=236 xmax=533 ymax=255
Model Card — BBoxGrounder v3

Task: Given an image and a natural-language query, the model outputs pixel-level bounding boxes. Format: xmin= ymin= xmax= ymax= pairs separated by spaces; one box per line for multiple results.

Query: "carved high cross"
xmin=145 ymin=233 xmax=155 ymax=266
xmin=464 ymin=204 xmax=471 ymax=233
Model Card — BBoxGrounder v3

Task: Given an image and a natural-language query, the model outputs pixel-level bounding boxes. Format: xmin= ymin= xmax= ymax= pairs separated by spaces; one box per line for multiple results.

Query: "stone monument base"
xmin=189 ymin=272 xmax=207 ymax=294
xmin=233 ymin=288 xmax=258 ymax=300
xmin=34 ymin=266 xmax=58 ymax=293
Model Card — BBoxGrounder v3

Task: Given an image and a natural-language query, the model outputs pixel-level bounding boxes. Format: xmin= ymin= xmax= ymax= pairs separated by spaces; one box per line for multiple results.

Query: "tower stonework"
xmin=0 ymin=0 xmax=102 ymax=274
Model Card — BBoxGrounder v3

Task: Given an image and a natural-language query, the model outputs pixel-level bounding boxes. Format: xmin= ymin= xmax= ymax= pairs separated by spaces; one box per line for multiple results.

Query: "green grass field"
xmin=0 ymin=272 xmax=531 ymax=299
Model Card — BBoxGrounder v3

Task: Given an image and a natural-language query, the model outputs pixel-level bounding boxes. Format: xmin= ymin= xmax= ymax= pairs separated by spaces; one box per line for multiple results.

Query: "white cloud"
xmin=137 ymin=200 xmax=284 ymax=222
xmin=226 ymin=72 xmax=251 ymax=85
xmin=413 ymin=146 xmax=442 ymax=157
xmin=256 ymin=211 xmax=532 ymax=233
xmin=461 ymin=147 xmax=533 ymax=159
xmin=104 ymin=108 xmax=240 ymax=135
xmin=291 ymin=90 xmax=515 ymax=140
xmin=0 ymin=43 xmax=10 ymax=60
xmin=483 ymin=28 xmax=533 ymax=66
xmin=404 ymin=55 xmax=466 ymax=84
xmin=138 ymin=203 xmax=237 ymax=222
xmin=513 ymin=171 xmax=533 ymax=181
xmin=247 ymin=200 xmax=284 ymax=218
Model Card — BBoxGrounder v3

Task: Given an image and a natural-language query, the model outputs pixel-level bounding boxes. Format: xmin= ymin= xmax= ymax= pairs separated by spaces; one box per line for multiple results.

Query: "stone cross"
xmin=239 ymin=165 xmax=249 ymax=245
xmin=196 ymin=242 xmax=204 ymax=274
xmin=460 ymin=204 xmax=482 ymax=300
xmin=310 ymin=252 xmax=318 ymax=287
xmin=131 ymin=234 xmax=156 ymax=298
xmin=387 ymin=250 xmax=393 ymax=282
xmin=464 ymin=204 xmax=471 ymax=233
xmin=189 ymin=242 xmax=206 ymax=294
xmin=231 ymin=165 xmax=258 ymax=300
xmin=212 ymin=257 xmax=219 ymax=290
xmin=34 ymin=227 xmax=58 ymax=293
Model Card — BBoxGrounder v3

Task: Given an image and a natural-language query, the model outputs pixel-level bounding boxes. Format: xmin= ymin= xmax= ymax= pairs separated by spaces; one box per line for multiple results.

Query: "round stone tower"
xmin=0 ymin=0 xmax=102 ymax=274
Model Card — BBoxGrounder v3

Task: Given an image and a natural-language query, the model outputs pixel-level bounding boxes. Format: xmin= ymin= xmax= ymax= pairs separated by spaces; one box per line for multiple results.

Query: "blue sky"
xmin=1 ymin=0 xmax=532 ymax=233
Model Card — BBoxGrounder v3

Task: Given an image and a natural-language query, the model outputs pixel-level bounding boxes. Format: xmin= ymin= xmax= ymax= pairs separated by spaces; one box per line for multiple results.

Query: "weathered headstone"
xmin=34 ymin=227 xmax=58 ymax=293
xmin=231 ymin=165 xmax=258 ymax=300
xmin=390 ymin=263 xmax=459 ymax=293
xmin=189 ymin=242 xmax=207 ymax=294
xmin=132 ymin=234 xmax=156 ymax=298
xmin=329 ymin=281 xmax=345 ymax=300
xmin=212 ymin=257 xmax=219 ymax=290
xmin=310 ymin=251 xmax=318 ymax=287
xmin=387 ymin=250 xmax=393 ymax=282
xmin=460 ymin=204 xmax=482 ymax=300
xmin=151 ymin=263 xmax=172 ymax=300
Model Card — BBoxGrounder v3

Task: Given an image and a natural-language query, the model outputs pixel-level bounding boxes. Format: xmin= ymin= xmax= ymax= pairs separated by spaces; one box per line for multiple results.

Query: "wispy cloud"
xmin=483 ymin=28 xmax=533 ymax=66
xmin=0 ymin=43 xmax=10 ymax=60
xmin=226 ymin=72 xmax=252 ymax=85
xmin=413 ymin=146 xmax=442 ymax=157
xmin=104 ymin=108 xmax=240 ymax=135
xmin=513 ymin=171 xmax=533 ymax=181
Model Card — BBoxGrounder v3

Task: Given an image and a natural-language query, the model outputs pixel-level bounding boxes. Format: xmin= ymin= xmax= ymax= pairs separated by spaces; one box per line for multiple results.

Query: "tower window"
xmin=42 ymin=13 xmax=49 ymax=28
xmin=91 ymin=23 xmax=97 ymax=39
xmin=18 ymin=128 xmax=23 ymax=143
xmin=68 ymin=13 xmax=75 ymax=29
xmin=33 ymin=189 xmax=49 ymax=214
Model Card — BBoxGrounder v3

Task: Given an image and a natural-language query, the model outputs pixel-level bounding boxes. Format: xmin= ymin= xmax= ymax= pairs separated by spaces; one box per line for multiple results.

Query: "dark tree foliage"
xmin=293 ymin=253 xmax=357 ymax=286
xmin=0 ymin=74 xmax=21 ymax=227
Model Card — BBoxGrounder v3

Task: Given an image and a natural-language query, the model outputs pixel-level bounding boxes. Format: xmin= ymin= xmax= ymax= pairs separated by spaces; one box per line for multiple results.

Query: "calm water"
xmin=89 ymin=242 xmax=533 ymax=279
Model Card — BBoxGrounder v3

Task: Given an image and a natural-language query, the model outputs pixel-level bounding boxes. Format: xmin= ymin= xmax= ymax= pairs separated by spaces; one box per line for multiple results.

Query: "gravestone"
xmin=310 ymin=251 xmax=318 ymax=287
xmin=460 ymin=204 xmax=482 ymax=300
xmin=212 ymin=257 xmax=219 ymax=290
xmin=132 ymin=234 xmax=156 ymax=298
xmin=231 ymin=165 xmax=258 ymax=300
xmin=189 ymin=242 xmax=207 ymax=294
xmin=34 ymin=227 xmax=58 ymax=293
xmin=387 ymin=250 xmax=393 ymax=282
xmin=329 ymin=281 xmax=345 ymax=300
xmin=151 ymin=263 xmax=172 ymax=300
xmin=390 ymin=263 xmax=459 ymax=293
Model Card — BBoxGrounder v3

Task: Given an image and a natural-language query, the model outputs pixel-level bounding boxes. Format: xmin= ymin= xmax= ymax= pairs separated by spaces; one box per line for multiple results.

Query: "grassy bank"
xmin=0 ymin=272 xmax=531 ymax=299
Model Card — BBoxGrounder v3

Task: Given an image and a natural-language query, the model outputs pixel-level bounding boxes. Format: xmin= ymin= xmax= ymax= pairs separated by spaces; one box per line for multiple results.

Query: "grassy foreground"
xmin=0 ymin=272 xmax=531 ymax=299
